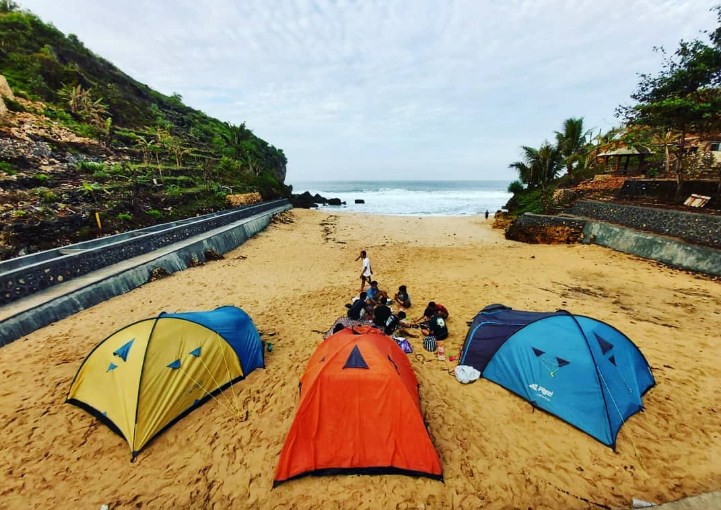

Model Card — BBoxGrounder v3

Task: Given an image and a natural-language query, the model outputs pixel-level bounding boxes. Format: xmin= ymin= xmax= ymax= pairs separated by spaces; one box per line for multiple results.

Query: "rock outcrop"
xmin=505 ymin=222 xmax=583 ymax=244
xmin=290 ymin=191 xmax=343 ymax=209
xmin=0 ymin=75 xmax=15 ymax=100
xmin=0 ymin=74 xmax=13 ymax=117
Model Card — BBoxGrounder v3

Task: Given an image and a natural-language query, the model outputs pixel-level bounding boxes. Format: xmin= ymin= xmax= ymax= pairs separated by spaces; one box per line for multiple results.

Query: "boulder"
xmin=0 ymin=75 xmax=15 ymax=100
xmin=327 ymin=198 xmax=342 ymax=206
xmin=0 ymin=96 xmax=6 ymax=117
xmin=355 ymin=199 xmax=365 ymax=204
xmin=552 ymin=188 xmax=578 ymax=206
xmin=225 ymin=192 xmax=262 ymax=207
xmin=291 ymin=191 xmax=320 ymax=209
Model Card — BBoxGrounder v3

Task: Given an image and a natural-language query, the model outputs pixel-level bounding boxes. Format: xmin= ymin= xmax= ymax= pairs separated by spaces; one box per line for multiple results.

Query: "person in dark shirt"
xmin=394 ymin=285 xmax=411 ymax=309
xmin=421 ymin=312 xmax=448 ymax=341
xmin=372 ymin=301 xmax=392 ymax=328
xmin=384 ymin=311 xmax=408 ymax=336
xmin=347 ymin=292 xmax=367 ymax=320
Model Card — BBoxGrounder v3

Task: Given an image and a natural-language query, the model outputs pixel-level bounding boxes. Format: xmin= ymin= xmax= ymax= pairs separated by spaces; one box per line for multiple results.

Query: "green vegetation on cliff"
xmin=0 ymin=4 xmax=290 ymax=258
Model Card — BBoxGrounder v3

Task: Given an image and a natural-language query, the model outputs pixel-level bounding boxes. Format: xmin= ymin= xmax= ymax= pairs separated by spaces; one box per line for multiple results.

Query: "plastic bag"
xmin=395 ymin=337 xmax=413 ymax=354
xmin=455 ymin=365 xmax=481 ymax=384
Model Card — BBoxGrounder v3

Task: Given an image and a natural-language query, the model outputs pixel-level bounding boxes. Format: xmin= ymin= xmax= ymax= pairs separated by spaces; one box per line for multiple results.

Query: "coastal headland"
xmin=1 ymin=209 xmax=720 ymax=509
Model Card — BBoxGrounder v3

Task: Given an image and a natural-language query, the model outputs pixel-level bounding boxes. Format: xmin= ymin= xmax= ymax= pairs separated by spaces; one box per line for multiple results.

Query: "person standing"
xmin=485 ymin=210 xmax=489 ymax=220
xmin=356 ymin=250 xmax=372 ymax=292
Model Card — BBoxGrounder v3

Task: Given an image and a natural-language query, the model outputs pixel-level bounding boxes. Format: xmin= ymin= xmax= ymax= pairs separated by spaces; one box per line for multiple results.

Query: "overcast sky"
xmin=18 ymin=0 xmax=719 ymax=183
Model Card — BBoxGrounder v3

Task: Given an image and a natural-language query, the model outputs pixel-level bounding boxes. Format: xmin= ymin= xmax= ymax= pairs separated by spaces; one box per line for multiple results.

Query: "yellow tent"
xmin=67 ymin=306 xmax=264 ymax=458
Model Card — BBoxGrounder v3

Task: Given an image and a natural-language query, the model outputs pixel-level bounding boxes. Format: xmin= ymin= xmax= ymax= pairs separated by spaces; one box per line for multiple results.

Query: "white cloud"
xmin=18 ymin=0 xmax=719 ymax=182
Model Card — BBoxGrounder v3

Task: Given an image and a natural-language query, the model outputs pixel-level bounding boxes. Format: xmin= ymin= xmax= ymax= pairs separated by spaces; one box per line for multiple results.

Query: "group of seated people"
xmin=344 ymin=281 xmax=449 ymax=341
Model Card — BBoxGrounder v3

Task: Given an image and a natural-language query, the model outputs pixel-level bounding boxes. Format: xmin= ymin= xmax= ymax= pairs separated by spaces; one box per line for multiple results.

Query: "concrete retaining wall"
xmin=582 ymin=221 xmax=721 ymax=277
xmin=569 ymin=200 xmax=721 ymax=248
xmin=0 ymin=203 xmax=290 ymax=346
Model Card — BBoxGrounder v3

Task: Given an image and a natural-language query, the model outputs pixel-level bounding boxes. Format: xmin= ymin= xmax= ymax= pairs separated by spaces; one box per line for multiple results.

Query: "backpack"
xmin=423 ymin=335 xmax=437 ymax=353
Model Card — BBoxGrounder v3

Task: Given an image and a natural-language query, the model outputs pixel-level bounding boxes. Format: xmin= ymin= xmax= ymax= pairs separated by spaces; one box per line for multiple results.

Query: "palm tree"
xmin=509 ymin=146 xmax=540 ymax=188
xmin=555 ymin=117 xmax=592 ymax=183
xmin=508 ymin=143 xmax=562 ymax=189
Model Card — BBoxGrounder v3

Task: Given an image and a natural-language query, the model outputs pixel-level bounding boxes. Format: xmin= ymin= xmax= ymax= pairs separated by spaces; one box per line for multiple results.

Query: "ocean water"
xmin=290 ymin=180 xmax=512 ymax=216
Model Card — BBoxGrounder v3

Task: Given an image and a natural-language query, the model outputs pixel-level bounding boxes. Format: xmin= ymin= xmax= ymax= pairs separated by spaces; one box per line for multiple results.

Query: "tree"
xmin=555 ymin=117 xmax=592 ymax=183
xmin=617 ymin=6 xmax=721 ymax=198
xmin=0 ymin=1 xmax=19 ymax=13
xmin=508 ymin=143 xmax=562 ymax=189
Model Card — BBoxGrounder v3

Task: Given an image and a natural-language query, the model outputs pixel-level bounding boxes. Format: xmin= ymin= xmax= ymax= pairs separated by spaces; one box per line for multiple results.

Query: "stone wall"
xmin=0 ymin=199 xmax=289 ymax=306
xmin=514 ymin=213 xmax=587 ymax=230
xmin=618 ymin=179 xmax=720 ymax=207
xmin=568 ymin=200 xmax=721 ymax=248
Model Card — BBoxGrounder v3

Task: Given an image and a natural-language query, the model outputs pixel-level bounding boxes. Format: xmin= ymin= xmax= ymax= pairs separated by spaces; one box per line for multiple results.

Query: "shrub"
xmin=11 ymin=209 xmax=27 ymax=218
xmin=117 ymin=212 xmax=132 ymax=222
xmin=3 ymin=96 xmax=24 ymax=112
xmin=36 ymin=173 xmax=49 ymax=182
xmin=72 ymin=122 xmax=98 ymax=138
xmin=77 ymin=161 xmax=106 ymax=173
xmin=146 ymin=209 xmax=162 ymax=219
xmin=165 ymin=184 xmax=183 ymax=197
xmin=38 ymin=189 xmax=58 ymax=203
xmin=507 ymin=180 xmax=525 ymax=194
xmin=0 ymin=161 xmax=16 ymax=175
xmin=217 ymin=155 xmax=241 ymax=174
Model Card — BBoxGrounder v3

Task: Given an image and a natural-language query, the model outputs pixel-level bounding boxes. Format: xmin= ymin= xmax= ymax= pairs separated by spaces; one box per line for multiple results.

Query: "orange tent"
xmin=274 ymin=326 xmax=443 ymax=485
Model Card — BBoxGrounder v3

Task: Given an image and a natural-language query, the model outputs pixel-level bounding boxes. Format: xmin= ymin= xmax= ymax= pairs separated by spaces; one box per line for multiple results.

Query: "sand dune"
xmin=1 ymin=209 xmax=720 ymax=509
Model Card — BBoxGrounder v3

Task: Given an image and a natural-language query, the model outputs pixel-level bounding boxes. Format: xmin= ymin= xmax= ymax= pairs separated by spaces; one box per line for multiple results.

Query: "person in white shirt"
xmin=355 ymin=250 xmax=372 ymax=292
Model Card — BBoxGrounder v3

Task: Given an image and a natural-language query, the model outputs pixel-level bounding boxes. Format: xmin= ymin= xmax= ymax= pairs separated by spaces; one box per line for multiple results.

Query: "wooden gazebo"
xmin=597 ymin=146 xmax=653 ymax=176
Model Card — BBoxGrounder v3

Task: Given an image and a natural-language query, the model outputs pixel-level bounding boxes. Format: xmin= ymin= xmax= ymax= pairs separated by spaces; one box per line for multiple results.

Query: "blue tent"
xmin=460 ymin=304 xmax=655 ymax=447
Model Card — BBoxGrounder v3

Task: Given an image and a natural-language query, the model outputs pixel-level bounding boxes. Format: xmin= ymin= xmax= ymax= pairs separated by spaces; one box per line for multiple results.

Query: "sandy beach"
xmin=1 ymin=208 xmax=720 ymax=509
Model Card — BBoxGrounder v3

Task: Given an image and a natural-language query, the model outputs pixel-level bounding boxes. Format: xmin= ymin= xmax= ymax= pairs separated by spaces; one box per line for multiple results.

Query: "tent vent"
xmin=113 ymin=339 xmax=134 ymax=362
xmin=343 ymin=345 xmax=369 ymax=369
xmin=595 ymin=333 xmax=614 ymax=355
